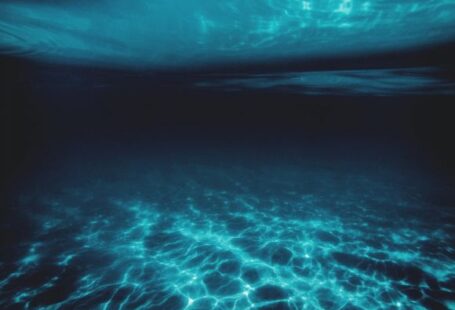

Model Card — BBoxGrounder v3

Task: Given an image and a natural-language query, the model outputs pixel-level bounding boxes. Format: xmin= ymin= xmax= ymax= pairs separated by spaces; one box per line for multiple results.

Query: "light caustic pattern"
xmin=0 ymin=0 xmax=454 ymax=68
xmin=0 ymin=162 xmax=454 ymax=309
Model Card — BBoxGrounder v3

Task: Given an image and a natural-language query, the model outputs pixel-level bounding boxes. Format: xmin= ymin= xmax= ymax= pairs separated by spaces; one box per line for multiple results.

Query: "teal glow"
xmin=1 ymin=161 xmax=454 ymax=309
xmin=194 ymin=67 xmax=455 ymax=95
xmin=1 ymin=0 xmax=454 ymax=68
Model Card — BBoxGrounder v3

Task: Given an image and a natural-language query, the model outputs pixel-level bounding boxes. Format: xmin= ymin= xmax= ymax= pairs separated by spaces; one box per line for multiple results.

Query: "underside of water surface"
xmin=1 ymin=0 xmax=455 ymax=309
xmin=1 ymin=0 xmax=455 ymax=68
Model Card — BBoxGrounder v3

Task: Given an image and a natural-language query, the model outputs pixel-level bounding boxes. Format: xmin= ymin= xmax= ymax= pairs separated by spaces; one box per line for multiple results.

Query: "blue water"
xmin=1 ymin=0 xmax=455 ymax=68
xmin=194 ymin=68 xmax=455 ymax=95
xmin=1 ymin=1 xmax=455 ymax=309
xmin=1 ymin=154 xmax=455 ymax=310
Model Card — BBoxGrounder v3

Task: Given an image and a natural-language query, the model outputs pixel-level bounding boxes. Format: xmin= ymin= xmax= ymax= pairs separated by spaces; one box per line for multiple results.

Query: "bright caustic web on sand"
xmin=1 ymin=160 xmax=454 ymax=309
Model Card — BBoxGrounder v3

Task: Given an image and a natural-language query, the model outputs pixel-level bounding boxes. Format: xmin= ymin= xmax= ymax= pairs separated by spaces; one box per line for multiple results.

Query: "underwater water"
xmin=1 ymin=75 xmax=455 ymax=309
xmin=1 ymin=0 xmax=455 ymax=309
xmin=1 ymin=151 xmax=455 ymax=310
xmin=194 ymin=68 xmax=455 ymax=96
xmin=1 ymin=0 xmax=455 ymax=68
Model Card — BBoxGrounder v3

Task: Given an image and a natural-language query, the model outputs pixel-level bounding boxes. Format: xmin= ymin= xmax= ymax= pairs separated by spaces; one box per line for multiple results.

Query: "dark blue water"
xmin=1 ymin=1 xmax=455 ymax=309
xmin=2 ymin=150 xmax=455 ymax=310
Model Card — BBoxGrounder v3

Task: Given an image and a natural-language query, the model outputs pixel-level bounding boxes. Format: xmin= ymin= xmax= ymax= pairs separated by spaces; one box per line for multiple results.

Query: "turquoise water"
xmin=1 ymin=0 xmax=455 ymax=309
xmin=1 ymin=0 xmax=455 ymax=68
xmin=194 ymin=68 xmax=455 ymax=95
xmin=1 ymin=155 xmax=455 ymax=309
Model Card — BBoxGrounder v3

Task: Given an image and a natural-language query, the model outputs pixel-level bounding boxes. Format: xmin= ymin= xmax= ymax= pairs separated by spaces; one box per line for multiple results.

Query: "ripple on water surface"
xmin=1 ymin=0 xmax=455 ymax=67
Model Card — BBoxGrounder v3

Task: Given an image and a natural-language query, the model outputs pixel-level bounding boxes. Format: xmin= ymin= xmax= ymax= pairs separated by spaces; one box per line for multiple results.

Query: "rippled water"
xmin=194 ymin=68 xmax=455 ymax=95
xmin=1 ymin=0 xmax=455 ymax=309
xmin=1 ymin=0 xmax=455 ymax=68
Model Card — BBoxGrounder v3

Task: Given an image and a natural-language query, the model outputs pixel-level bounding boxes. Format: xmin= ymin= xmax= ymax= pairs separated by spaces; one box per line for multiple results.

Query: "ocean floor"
xmin=1 ymin=153 xmax=454 ymax=309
